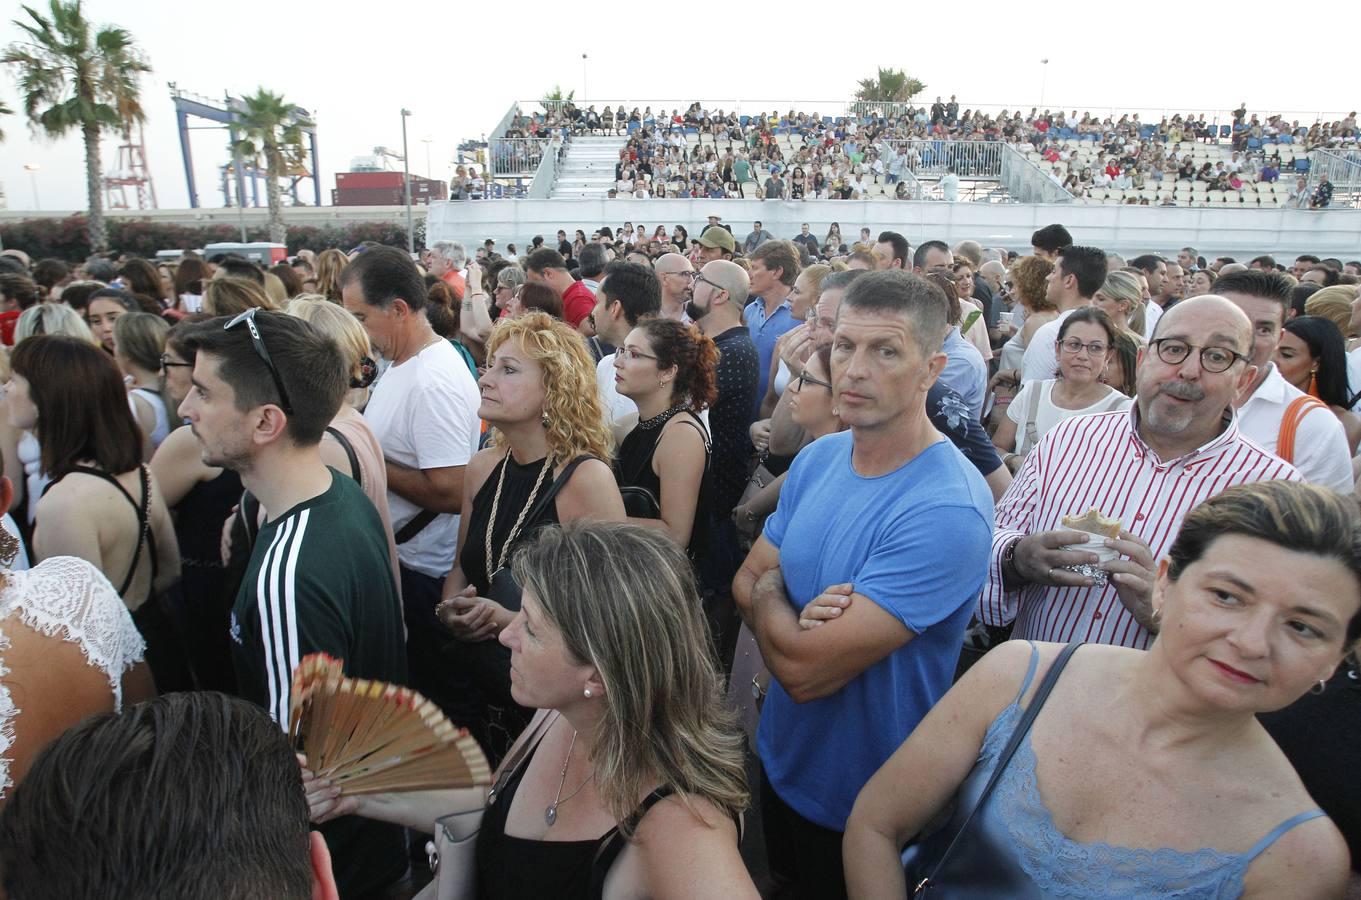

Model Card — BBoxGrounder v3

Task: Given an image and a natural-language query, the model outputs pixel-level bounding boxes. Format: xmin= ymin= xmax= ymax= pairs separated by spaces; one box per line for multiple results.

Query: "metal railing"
xmin=1305 ymin=149 xmax=1361 ymax=209
xmin=528 ymin=138 xmax=566 ymax=199
xmin=1000 ymin=144 xmax=1075 ymax=204
xmin=489 ymin=137 xmax=548 ymax=177
xmin=880 ymin=140 xmax=1004 ymax=179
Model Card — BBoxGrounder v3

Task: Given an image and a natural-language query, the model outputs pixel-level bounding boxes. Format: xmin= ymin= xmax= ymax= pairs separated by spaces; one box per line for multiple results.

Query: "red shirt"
xmin=0 ymin=310 xmax=18 ymax=346
xmin=440 ymin=270 xmax=466 ymax=300
xmin=561 ymin=280 xmax=596 ymax=329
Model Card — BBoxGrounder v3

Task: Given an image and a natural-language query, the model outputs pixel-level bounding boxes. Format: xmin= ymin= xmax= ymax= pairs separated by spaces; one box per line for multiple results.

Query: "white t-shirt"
xmin=597 ymin=353 xmax=638 ymax=435
xmin=1347 ymin=347 xmax=1361 ymax=412
xmin=1020 ymin=309 xmax=1076 ymax=383
xmin=940 ymin=173 xmax=960 ymax=201
xmin=1236 ymin=364 xmax=1353 ymax=494
xmin=1143 ymin=300 xmax=1163 ymax=341
xmin=363 ymin=340 xmax=481 ymax=579
xmin=1007 ymin=379 xmax=1131 ymax=455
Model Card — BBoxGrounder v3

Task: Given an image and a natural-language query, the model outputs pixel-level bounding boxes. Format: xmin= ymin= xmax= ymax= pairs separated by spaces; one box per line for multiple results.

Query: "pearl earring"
xmin=541 ymin=414 xmax=550 ymax=428
xmin=583 ymin=688 xmax=593 ymax=698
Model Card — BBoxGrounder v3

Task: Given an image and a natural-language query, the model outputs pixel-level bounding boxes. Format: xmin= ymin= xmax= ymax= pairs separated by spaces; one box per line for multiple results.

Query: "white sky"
xmin=1 ymin=0 xmax=1358 ymax=212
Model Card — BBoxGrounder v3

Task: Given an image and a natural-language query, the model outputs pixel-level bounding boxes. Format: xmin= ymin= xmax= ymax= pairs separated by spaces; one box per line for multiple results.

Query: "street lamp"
xmin=1039 ymin=59 xmax=1049 ymax=110
xmin=400 ymin=109 xmax=413 ymax=254
xmin=22 ymin=163 xmax=40 ymax=211
xmin=582 ymin=53 xmax=588 ymax=103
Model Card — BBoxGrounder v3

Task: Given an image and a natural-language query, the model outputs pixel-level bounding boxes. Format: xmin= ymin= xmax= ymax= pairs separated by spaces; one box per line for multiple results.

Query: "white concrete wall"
xmin=427 ymin=198 xmax=1361 ymax=258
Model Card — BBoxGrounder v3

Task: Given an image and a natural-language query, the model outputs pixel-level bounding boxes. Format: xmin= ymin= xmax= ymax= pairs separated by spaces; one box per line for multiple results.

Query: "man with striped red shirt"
xmin=983 ymin=296 xmax=1301 ymax=649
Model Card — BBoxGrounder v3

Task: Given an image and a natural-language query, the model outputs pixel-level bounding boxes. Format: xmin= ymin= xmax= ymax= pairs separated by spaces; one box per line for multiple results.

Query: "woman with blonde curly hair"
xmin=313 ymin=248 xmax=349 ymax=303
xmin=436 ymin=311 xmax=625 ymax=758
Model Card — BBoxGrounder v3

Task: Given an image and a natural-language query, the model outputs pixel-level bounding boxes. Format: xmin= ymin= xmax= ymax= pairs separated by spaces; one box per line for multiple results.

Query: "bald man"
xmin=983 ymin=294 xmax=1301 ymax=649
xmin=653 ymin=252 xmax=694 ymax=321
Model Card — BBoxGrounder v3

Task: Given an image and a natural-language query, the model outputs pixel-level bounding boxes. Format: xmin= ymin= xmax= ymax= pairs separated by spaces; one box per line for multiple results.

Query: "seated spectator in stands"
xmin=0 ymin=692 xmax=339 ymax=900
xmin=847 ymin=480 xmax=1358 ymax=899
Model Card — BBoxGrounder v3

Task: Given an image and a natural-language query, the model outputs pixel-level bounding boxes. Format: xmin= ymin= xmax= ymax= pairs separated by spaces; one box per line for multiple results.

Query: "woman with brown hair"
xmin=613 ymin=318 xmax=716 ymax=556
xmin=118 ymin=258 xmax=168 ymax=313
xmin=314 ymin=248 xmax=349 ymax=302
xmin=171 ymin=257 xmax=209 ymax=316
xmin=436 ymin=312 xmax=625 ymax=759
xmin=6 ymin=336 xmax=185 ymax=690
xmin=201 ymin=276 xmax=277 ymax=317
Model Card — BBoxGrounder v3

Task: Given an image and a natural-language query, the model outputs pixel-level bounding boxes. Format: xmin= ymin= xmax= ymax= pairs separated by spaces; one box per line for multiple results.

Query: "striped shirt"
xmin=980 ymin=407 xmax=1300 ymax=648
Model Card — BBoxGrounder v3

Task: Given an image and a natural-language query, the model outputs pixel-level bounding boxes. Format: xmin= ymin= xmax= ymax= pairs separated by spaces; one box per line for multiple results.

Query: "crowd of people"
xmin=493 ymin=99 xmax=1357 ymax=206
xmin=0 ymin=217 xmax=1360 ymax=899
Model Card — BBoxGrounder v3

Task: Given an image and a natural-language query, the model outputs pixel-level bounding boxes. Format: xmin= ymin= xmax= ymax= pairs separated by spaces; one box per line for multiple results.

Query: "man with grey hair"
xmin=734 ymin=270 xmax=993 ymax=898
xmin=1177 ymin=247 xmax=1199 ymax=271
xmin=653 ymin=252 xmax=694 ymax=321
xmin=428 ymin=240 xmax=468 ymax=299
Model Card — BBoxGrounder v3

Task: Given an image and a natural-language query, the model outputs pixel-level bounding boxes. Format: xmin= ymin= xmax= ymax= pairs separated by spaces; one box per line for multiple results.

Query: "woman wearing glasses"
xmin=992 ymin=307 xmax=1131 ymax=472
xmin=612 ymin=319 xmax=717 ymax=557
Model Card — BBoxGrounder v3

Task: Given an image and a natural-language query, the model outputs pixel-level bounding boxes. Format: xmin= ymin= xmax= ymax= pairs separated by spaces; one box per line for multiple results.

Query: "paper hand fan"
xmin=289 ymin=653 xmax=491 ymax=795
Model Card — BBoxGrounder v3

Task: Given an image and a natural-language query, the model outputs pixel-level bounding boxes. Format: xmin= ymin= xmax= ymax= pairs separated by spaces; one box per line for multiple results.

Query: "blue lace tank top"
xmin=911 ymin=643 xmax=1325 ymax=898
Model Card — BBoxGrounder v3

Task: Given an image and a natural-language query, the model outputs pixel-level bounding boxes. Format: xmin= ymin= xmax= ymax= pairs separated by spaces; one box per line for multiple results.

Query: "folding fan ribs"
xmin=289 ymin=653 xmax=491 ymax=795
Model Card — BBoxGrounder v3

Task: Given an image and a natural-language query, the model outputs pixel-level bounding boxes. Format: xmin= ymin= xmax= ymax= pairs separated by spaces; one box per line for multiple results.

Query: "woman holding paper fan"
xmin=305 ymin=521 xmax=758 ymax=899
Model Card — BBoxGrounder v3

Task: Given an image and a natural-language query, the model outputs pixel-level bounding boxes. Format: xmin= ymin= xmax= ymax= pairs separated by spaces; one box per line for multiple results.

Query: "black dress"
xmin=456 ymin=454 xmax=566 ymax=761
xmin=170 ymin=466 xmax=243 ymax=692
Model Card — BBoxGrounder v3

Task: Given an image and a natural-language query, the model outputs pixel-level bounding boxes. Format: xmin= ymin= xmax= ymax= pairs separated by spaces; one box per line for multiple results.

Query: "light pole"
xmin=22 ymin=163 xmax=40 ymax=210
xmin=400 ymin=109 xmax=414 ymax=254
xmin=582 ymin=53 xmax=588 ymax=103
xmin=1039 ymin=59 xmax=1049 ymax=110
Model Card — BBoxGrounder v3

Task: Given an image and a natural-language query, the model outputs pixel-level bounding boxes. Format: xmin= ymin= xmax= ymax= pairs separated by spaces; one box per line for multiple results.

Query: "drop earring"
xmin=541 ymin=413 xmax=550 ymax=428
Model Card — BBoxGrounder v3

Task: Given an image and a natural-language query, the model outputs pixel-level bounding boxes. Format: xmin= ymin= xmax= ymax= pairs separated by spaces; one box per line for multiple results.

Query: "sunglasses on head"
xmin=224 ymin=308 xmax=294 ymax=414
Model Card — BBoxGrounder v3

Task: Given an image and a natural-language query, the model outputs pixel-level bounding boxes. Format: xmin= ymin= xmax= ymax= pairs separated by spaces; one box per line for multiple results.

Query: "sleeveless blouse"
xmin=613 ymin=413 xmax=711 ymax=557
xmin=912 ymin=644 xmax=1326 ymax=898
xmin=459 ymin=455 xmax=564 ymax=596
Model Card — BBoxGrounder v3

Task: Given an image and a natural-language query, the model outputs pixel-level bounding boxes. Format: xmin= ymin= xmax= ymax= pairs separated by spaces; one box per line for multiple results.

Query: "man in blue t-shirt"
xmin=734 ymin=270 xmax=994 ymax=900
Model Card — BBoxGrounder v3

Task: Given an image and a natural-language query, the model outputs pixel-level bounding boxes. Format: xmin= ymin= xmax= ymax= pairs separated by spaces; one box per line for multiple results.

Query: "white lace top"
xmin=0 ymin=556 xmax=146 ymax=798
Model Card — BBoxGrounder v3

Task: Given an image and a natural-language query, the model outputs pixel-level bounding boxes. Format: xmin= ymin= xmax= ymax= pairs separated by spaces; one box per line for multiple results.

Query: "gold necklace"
xmin=484 ymin=451 xmax=554 ymax=584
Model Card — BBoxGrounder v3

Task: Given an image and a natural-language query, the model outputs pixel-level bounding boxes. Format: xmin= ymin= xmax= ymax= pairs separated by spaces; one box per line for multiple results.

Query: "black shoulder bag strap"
xmin=912 ymin=640 xmax=1084 ymax=896
xmin=324 ymin=426 xmax=362 ymax=483
xmin=523 ymin=456 xmax=591 ymax=529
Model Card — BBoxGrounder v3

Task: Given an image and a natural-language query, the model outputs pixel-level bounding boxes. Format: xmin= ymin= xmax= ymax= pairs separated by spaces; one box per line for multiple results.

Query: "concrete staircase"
xmin=549 ymin=136 xmax=628 ymax=199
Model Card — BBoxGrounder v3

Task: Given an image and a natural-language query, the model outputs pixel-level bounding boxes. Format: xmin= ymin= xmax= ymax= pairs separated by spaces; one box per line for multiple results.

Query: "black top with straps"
xmin=474 ymin=721 xmax=680 ymax=900
xmin=614 ymin=412 xmax=712 ymax=557
xmin=42 ymin=464 xmax=155 ymax=600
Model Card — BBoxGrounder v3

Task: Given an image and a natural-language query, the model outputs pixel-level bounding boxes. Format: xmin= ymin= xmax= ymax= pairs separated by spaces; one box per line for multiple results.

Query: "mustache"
xmin=1158 ymin=382 xmax=1205 ymax=401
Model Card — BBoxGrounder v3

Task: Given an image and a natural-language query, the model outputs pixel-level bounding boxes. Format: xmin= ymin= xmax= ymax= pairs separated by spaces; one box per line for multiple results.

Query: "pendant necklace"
xmin=545 ymin=730 xmax=594 ymax=826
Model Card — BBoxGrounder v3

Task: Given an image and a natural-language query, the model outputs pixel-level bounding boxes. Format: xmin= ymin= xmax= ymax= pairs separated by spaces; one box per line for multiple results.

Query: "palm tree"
xmin=3 ymin=0 xmax=150 ymax=252
xmin=231 ymin=88 xmax=311 ymax=244
xmin=0 ymin=99 xmax=11 ymax=140
xmin=855 ymin=67 xmax=926 ymax=105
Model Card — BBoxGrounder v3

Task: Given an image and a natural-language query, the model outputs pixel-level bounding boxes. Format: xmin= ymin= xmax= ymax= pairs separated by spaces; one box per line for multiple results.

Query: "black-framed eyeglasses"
xmin=1150 ymin=337 xmax=1247 ymax=374
xmin=793 ymin=370 xmax=833 ymax=391
xmin=160 ymin=353 xmax=193 ymax=371
xmin=692 ymin=272 xmax=724 ymax=294
xmin=224 ymin=308 xmax=294 ymax=414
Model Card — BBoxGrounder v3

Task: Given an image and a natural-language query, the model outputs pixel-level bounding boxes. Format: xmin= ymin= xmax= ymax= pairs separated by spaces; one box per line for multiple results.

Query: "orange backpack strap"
xmin=1276 ymin=395 xmax=1329 ymax=463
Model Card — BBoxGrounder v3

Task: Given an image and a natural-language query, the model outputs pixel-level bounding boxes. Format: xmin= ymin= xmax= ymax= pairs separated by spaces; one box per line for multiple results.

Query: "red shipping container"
xmin=334 ymin=188 xmax=405 ymax=206
xmin=336 ymin=171 xmax=405 ymax=190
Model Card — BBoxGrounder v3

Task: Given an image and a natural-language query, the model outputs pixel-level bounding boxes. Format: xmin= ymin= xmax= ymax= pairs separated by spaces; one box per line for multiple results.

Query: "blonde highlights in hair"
xmin=510 ymin=521 xmax=748 ymax=834
xmin=484 ymin=312 xmax=613 ymax=462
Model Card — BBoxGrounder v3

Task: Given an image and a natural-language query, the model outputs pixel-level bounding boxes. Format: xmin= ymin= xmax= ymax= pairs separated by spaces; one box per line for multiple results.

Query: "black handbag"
xmin=907 ymin=641 xmax=1083 ymax=896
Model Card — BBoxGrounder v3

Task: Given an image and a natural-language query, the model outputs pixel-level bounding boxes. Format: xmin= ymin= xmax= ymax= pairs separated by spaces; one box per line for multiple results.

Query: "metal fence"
xmin=489 ymin=137 xmax=548 ymax=177
xmin=1306 ymin=150 xmax=1361 ymax=209
xmin=880 ymin=140 xmax=1004 ymax=179
xmin=1000 ymin=145 xmax=1075 ymax=204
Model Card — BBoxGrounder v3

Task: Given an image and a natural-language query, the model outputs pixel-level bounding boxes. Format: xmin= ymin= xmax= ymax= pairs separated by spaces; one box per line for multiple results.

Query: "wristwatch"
xmin=1000 ymin=535 xmax=1024 ymax=584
